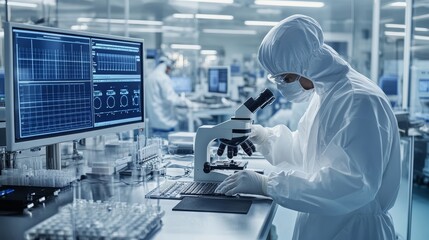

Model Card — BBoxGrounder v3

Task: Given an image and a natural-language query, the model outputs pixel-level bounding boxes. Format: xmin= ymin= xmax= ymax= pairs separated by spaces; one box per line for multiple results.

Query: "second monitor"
xmin=207 ymin=66 xmax=230 ymax=97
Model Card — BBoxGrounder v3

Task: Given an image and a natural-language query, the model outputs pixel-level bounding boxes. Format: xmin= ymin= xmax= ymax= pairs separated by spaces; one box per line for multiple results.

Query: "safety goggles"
xmin=267 ymin=73 xmax=301 ymax=85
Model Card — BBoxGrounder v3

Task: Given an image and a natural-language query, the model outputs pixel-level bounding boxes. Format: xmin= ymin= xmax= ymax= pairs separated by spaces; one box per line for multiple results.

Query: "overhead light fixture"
xmin=172 ymin=13 xmax=194 ymax=19
xmin=384 ymin=31 xmax=405 ymax=37
xmin=77 ymin=17 xmax=162 ymax=25
xmin=203 ymin=29 xmax=257 ymax=35
xmin=129 ymin=28 xmax=163 ymax=33
xmin=163 ymin=26 xmax=194 ymax=32
xmin=416 ymin=27 xmax=429 ymax=32
xmin=415 ymin=35 xmax=429 ymax=41
xmin=383 ymin=1 xmax=406 ymax=8
xmin=70 ymin=24 xmax=88 ymax=31
xmin=414 ymin=14 xmax=429 ymax=21
xmin=385 ymin=23 xmax=405 ymax=29
xmin=201 ymin=50 xmax=217 ymax=55
xmin=385 ymin=24 xmax=429 ymax=32
xmin=173 ymin=13 xmax=233 ymax=20
xmin=171 ymin=44 xmax=202 ymax=50
xmin=245 ymin=20 xmax=278 ymax=26
xmin=0 ymin=1 xmax=38 ymax=8
xmin=256 ymin=8 xmax=282 ymax=15
xmin=254 ymin=1 xmax=324 ymax=8
xmin=196 ymin=14 xmax=233 ymax=20
xmin=176 ymin=0 xmax=233 ymax=3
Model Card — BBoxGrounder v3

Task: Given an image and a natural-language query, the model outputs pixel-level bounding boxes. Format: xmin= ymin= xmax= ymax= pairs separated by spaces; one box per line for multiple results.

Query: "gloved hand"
xmin=215 ymin=170 xmax=268 ymax=196
xmin=249 ymin=124 xmax=269 ymax=145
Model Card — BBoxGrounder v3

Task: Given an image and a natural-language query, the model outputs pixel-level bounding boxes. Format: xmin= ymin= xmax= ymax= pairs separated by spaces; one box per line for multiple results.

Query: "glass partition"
xmin=375 ymin=0 xmax=407 ymax=110
xmin=390 ymin=136 xmax=414 ymax=240
xmin=407 ymin=1 xmax=429 ymax=239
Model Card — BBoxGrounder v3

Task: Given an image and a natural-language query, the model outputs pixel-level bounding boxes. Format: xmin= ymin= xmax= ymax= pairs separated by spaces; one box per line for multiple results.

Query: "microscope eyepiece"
xmin=244 ymin=88 xmax=275 ymax=113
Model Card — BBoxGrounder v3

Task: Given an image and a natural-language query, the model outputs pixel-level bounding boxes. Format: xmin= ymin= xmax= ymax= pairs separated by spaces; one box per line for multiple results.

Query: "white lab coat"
xmin=257 ymin=15 xmax=400 ymax=239
xmin=267 ymin=101 xmax=309 ymax=131
xmin=146 ymin=63 xmax=189 ymax=130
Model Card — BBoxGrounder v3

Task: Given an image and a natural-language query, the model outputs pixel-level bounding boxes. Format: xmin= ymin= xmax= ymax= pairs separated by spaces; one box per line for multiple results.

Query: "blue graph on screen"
xmin=14 ymin=30 xmax=93 ymax=138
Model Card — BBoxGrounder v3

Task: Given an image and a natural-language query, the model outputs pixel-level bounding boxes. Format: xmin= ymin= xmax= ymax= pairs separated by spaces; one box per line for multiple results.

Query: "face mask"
xmin=277 ymin=80 xmax=315 ymax=103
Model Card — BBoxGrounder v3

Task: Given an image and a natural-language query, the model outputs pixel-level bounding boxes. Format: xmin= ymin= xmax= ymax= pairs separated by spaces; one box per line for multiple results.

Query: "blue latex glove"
xmin=215 ymin=170 xmax=268 ymax=196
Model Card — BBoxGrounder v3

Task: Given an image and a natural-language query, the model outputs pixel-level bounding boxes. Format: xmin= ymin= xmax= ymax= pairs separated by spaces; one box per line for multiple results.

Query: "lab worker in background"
xmin=216 ymin=15 xmax=401 ymax=240
xmin=146 ymin=56 xmax=191 ymax=139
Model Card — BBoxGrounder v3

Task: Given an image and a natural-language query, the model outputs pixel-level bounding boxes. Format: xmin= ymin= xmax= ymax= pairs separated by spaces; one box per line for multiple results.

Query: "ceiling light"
xmin=415 ymin=35 xmax=429 ymax=41
xmin=176 ymin=0 xmax=233 ymax=3
xmin=129 ymin=28 xmax=163 ymax=33
xmin=171 ymin=44 xmax=202 ymax=50
xmin=173 ymin=14 xmax=233 ymax=20
xmin=0 ymin=1 xmax=38 ymax=8
xmin=163 ymin=26 xmax=194 ymax=32
xmin=256 ymin=8 xmax=282 ymax=15
xmin=385 ymin=1 xmax=406 ymax=7
xmin=77 ymin=17 xmax=162 ymax=25
xmin=201 ymin=50 xmax=217 ymax=55
xmin=196 ymin=14 xmax=233 ymax=20
xmin=414 ymin=14 xmax=429 ymax=21
xmin=127 ymin=20 xmax=163 ymax=25
xmin=173 ymin=13 xmax=194 ymax=19
xmin=245 ymin=20 xmax=278 ymax=26
xmin=385 ymin=23 xmax=405 ymax=29
xmin=254 ymin=1 xmax=324 ymax=8
xmin=203 ymin=29 xmax=257 ymax=35
xmin=70 ymin=24 xmax=88 ymax=31
xmin=384 ymin=31 xmax=405 ymax=37
xmin=385 ymin=24 xmax=429 ymax=33
xmin=415 ymin=27 xmax=429 ymax=32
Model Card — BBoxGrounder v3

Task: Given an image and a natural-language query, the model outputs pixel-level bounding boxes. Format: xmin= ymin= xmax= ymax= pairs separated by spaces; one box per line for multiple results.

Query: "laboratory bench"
xmin=0 ymin=158 xmax=277 ymax=240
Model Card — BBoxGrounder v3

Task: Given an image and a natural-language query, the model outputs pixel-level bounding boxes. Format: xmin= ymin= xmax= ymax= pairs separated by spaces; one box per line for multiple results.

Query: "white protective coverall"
xmin=257 ymin=15 xmax=401 ymax=239
xmin=146 ymin=62 xmax=190 ymax=130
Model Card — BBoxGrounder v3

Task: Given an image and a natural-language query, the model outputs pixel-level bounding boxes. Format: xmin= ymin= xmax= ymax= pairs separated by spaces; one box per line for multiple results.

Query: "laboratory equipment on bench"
xmin=194 ymin=88 xmax=275 ymax=182
xmin=145 ymin=89 xmax=274 ymax=200
xmin=146 ymin=181 xmax=221 ymax=200
xmin=25 ymin=199 xmax=163 ymax=239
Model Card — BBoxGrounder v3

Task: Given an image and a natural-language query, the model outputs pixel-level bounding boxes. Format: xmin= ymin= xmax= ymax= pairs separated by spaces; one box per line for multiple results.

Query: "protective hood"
xmin=258 ymin=14 xmax=349 ymax=95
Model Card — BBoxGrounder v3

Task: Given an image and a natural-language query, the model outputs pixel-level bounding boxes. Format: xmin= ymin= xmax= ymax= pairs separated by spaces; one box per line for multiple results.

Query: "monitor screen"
xmin=171 ymin=76 xmax=193 ymax=94
xmin=5 ymin=23 xmax=144 ymax=151
xmin=208 ymin=66 xmax=229 ymax=96
xmin=230 ymin=64 xmax=241 ymax=77
xmin=419 ymin=79 xmax=429 ymax=98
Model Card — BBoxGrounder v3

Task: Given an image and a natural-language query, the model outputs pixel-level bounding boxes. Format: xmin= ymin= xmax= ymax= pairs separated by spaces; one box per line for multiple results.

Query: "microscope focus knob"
xmin=203 ymin=162 xmax=211 ymax=173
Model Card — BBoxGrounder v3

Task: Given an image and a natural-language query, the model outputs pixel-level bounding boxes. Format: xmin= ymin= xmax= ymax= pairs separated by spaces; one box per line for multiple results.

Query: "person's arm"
xmin=160 ymin=76 xmax=190 ymax=107
xmin=255 ymin=124 xmax=305 ymax=170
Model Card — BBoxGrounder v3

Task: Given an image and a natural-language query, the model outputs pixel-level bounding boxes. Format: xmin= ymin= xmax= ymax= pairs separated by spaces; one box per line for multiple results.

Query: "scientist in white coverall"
xmin=146 ymin=57 xmax=191 ymax=138
xmin=216 ymin=15 xmax=401 ymax=240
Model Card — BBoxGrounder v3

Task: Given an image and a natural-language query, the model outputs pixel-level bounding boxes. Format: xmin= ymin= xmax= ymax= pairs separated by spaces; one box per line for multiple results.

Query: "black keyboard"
xmin=146 ymin=181 xmax=222 ymax=200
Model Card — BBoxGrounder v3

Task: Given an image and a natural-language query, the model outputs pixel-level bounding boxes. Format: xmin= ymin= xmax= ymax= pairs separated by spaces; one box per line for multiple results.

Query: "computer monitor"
xmin=207 ymin=66 xmax=229 ymax=97
xmin=171 ymin=76 xmax=193 ymax=94
xmin=230 ymin=64 xmax=241 ymax=77
xmin=4 ymin=23 xmax=145 ymax=151
xmin=419 ymin=78 xmax=429 ymax=113
xmin=379 ymin=74 xmax=399 ymax=107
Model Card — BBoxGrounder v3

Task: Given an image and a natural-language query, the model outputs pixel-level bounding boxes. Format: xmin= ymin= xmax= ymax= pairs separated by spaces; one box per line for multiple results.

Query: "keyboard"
xmin=146 ymin=181 xmax=222 ymax=200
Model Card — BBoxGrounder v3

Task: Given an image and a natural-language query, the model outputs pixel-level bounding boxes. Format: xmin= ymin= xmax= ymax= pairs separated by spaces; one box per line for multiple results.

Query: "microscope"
xmin=193 ymin=89 xmax=275 ymax=182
